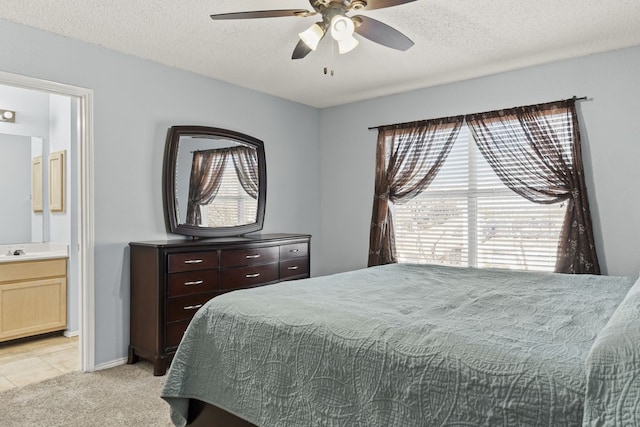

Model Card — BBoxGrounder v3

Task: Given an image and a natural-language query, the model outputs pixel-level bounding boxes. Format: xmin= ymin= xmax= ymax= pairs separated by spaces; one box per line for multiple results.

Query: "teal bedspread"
xmin=583 ymin=274 xmax=640 ymax=426
xmin=161 ymin=263 xmax=638 ymax=426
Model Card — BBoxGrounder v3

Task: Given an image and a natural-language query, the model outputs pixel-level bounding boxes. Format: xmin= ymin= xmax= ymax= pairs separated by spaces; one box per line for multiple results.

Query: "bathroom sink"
xmin=0 ymin=244 xmax=68 ymax=263
xmin=0 ymin=251 xmax=68 ymax=263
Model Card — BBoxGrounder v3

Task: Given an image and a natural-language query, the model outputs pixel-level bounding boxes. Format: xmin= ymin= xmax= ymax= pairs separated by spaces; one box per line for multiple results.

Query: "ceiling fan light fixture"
xmin=330 ymin=14 xmax=359 ymax=54
xmin=299 ymin=23 xmax=325 ymax=51
xmin=330 ymin=15 xmax=355 ymax=41
xmin=337 ymin=36 xmax=359 ymax=54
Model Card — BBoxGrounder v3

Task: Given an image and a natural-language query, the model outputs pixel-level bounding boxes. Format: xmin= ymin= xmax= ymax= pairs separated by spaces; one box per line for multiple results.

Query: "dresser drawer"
xmin=220 ymin=263 xmax=278 ymax=290
xmin=280 ymin=258 xmax=309 ymax=280
xmin=167 ymin=270 xmax=218 ymax=297
xmin=166 ymin=319 xmax=190 ymax=349
xmin=167 ymin=251 xmax=218 ymax=273
xmin=220 ymin=246 xmax=278 ymax=268
xmin=166 ymin=293 xmax=215 ymax=323
xmin=280 ymin=243 xmax=308 ymax=261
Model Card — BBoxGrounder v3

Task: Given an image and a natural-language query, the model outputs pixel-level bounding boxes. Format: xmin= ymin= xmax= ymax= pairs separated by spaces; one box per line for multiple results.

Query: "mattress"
xmin=161 ymin=263 xmax=639 ymax=426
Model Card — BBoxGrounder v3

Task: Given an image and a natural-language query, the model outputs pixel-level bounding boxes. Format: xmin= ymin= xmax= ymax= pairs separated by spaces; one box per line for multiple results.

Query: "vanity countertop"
xmin=0 ymin=251 xmax=68 ymax=263
xmin=0 ymin=243 xmax=68 ymax=264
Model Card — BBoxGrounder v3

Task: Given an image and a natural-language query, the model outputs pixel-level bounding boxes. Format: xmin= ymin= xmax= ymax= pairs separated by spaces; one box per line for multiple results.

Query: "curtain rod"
xmin=367 ymin=96 xmax=588 ymax=130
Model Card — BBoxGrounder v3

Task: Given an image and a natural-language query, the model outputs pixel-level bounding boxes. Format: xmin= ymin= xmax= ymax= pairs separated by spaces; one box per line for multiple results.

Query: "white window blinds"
xmin=203 ymin=161 xmax=257 ymax=227
xmin=394 ymin=123 xmax=568 ymax=271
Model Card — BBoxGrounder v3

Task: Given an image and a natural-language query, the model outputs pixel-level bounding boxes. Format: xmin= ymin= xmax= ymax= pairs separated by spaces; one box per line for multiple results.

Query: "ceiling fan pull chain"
xmin=322 ymin=39 xmax=335 ymax=77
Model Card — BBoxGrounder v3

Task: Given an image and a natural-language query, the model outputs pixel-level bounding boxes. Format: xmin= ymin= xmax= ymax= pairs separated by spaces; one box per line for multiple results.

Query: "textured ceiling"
xmin=2 ymin=1 xmax=640 ymax=108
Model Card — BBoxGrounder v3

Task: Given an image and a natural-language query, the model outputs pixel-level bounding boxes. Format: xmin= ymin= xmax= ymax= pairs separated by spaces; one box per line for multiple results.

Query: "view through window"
xmin=203 ymin=161 xmax=257 ymax=227
xmin=394 ymin=124 xmax=568 ymax=271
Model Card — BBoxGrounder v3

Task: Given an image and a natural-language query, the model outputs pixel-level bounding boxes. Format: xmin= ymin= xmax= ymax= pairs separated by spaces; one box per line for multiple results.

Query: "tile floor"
xmin=0 ymin=334 xmax=79 ymax=391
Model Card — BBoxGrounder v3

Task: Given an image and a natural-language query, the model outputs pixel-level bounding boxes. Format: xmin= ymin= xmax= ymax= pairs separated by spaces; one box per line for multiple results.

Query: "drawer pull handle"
xmin=245 ymin=273 xmax=261 ymax=278
xmin=287 ymin=266 xmax=299 ymax=270
xmin=290 ymin=249 xmax=299 ymax=253
xmin=246 ymin=254 xmax=261 ymax=259
xmin=184 ymin=280 xmax=204 ymax=286
xmin=183 ymin=304 xmax=203 ymax=310
xmin=184 ymin=259 xmax=203 ymax=264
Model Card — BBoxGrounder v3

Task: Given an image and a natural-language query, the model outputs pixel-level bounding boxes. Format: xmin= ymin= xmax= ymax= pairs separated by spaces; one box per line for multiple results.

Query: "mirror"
xmin=0 ymin=134 xmax=44 ymax=244
xmin=163 ymin=126 xmax=266 ymax=238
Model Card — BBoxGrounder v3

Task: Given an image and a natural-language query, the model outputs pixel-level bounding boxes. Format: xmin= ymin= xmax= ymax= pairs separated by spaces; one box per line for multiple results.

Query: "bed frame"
xmin=187 ymin=400 xmax=256 ymax=427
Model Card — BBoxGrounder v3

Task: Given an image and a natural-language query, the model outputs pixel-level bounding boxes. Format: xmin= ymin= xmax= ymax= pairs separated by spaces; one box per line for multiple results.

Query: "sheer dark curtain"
xmin=368 ymin=116 xmax=464 ymax=266
xmin=230 ymin=146 xmax=259 ymax=199
xmin=186 ymin=150 xmax=229 ymax=226
xmin=466 ymin=99 xmax=600 ymax=274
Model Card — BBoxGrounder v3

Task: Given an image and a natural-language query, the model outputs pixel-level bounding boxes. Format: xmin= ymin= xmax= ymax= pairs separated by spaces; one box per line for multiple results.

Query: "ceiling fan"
xmin=210 ymin=0 xmax=417 ymax=59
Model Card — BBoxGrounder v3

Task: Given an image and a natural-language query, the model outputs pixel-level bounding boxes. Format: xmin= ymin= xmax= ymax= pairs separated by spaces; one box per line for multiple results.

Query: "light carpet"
xmin=0 ymin=361 xmax=173 ymax=426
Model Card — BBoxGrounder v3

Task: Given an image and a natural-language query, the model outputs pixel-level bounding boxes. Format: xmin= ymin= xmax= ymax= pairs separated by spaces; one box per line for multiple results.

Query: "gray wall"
xmin=48 ymin=94 xmax=72 ymax=245
xmin=319 ymin=45 xmax=640 ymax=278
xmin=48 ymin=93 xmax=78 ymax=334
xmin=0 ymin=19 xmax=321 ymax=366
xmin=0 ymin=85 xmax=50 ymax=137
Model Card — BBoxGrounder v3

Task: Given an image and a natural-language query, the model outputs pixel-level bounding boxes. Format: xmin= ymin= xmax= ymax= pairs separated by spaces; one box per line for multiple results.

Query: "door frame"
xmin=0 ymin=70 xmax=95 ymax=372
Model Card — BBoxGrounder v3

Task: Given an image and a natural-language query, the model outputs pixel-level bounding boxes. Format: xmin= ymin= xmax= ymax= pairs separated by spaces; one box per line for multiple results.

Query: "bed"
xmin=161 ymin=263 xmax=640 ymax=426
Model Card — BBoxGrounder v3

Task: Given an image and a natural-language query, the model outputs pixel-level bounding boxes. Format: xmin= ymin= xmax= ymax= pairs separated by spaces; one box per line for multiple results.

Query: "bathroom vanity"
xmin=0 ymin=254 xmax=67 ymax=342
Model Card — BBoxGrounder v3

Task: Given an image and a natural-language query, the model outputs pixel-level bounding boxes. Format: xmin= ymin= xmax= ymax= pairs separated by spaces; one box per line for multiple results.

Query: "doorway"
xmin=0 ymin=70 xmax=94 ymax=374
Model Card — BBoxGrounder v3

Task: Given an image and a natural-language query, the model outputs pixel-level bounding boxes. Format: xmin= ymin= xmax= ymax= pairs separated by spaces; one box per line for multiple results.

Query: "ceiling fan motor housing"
xmin=311 ymin=0 xmax=366 ymax=12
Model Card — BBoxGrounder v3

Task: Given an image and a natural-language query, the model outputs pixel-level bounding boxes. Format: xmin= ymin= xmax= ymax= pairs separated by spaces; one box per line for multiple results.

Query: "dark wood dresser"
xmin=127 ymin=233 xmax=311 ymax=375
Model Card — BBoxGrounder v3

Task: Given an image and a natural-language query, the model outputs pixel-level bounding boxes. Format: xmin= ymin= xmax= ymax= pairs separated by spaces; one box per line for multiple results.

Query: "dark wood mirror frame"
xmin=163 ymin=125 xmax=267 ymax=238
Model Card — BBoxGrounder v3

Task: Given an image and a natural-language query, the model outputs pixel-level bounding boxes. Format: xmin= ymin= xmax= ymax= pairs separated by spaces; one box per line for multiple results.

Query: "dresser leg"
xmin=127 ymin=346 xmax=139 ymax=364
xmin=153 ymin=359 xmax=167 ymax=376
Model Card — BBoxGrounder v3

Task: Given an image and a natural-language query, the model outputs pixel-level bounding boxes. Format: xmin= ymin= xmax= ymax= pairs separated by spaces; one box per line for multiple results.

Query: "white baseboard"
xmin=64 ymin=330 xmax=80 ymax=338
xmin=94 ymin=357 xmax=127 ymax=371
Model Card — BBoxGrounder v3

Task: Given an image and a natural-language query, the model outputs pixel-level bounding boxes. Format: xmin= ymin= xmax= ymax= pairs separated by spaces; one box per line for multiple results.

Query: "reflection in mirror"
xmin=0 ymin=134 xmax=43 ymax=244
xmin=175 ymin=138 xmax=258 ymax=228
xmin=164 ymin=126 xmax=266 ymax=239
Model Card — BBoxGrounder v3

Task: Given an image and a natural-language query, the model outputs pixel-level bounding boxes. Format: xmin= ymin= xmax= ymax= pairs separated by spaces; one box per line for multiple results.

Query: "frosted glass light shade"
xmin=299 ymin=23 xmax=324 ymax=50
xmin=330 ymin=15 xmax=355 ymax=41
xmin=330 ymin=15 xmax=358 ymax=54
xmin=337 ymin=36 xmax=359 ymax=54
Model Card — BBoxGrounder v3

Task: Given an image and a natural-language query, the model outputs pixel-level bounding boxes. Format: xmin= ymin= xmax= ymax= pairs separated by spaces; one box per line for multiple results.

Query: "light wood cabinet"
xmin=48 ymin=150 xmax=65 ymax=212
xmin=0 ymin=258 xmax=67 ymax=342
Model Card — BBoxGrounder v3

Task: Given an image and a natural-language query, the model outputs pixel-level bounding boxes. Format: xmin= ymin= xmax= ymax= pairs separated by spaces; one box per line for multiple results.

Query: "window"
xmin=203 ymin=161 xmax=257 ymax=227
xmin=394 ymin=124 xmax=567 ymax=271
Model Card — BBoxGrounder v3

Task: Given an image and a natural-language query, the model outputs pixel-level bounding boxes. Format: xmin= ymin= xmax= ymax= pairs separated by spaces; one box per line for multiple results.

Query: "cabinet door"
xmin=0 ymin=277 xmax=67 ymax=341
xmin=48 ymin=150 xmax=65 ymax=212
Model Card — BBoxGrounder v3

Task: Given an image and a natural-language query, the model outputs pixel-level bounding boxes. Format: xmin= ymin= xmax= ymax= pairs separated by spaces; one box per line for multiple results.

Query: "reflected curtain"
xmin=186 ymin=150 xmax=229 ymax=226
xmin=230 ymin=146 xmax=259 ymax=199
xmin=466 ymin=99 xmax=599 ymax=274
xmin=368 ymin=116 xmax=464 ymax=267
